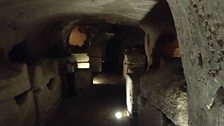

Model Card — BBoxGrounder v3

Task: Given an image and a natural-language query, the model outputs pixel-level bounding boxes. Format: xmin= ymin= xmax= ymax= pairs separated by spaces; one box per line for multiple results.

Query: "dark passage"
xmin=46 ymin=84 xmax=137 ymax=126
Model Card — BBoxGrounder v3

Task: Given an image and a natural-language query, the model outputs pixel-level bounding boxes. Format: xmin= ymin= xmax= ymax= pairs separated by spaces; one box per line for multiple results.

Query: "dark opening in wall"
xmin=67 ymin=23 xmax=145 ymax=74
xmin=14 ymin=91 xmax=28 ymax=107
xmin=151 ymin=32 xmax=181 ymax=70
xmin=47 ymin=78 xmax=56 ymax=91
xmin=8 ymin=41 xmax=28 ymax=63
xmin=213 ymin=87 xmax=224 ymax=106
xmin=146 ymin=1 xmax=185 ymax=88
xmin=103 ymin=25 xmax=145 ymax=74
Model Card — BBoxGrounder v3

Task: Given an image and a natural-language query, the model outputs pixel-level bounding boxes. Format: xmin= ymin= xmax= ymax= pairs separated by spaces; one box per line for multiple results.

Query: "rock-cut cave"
xmin=0 ymin=0 xmax=223 ymax=126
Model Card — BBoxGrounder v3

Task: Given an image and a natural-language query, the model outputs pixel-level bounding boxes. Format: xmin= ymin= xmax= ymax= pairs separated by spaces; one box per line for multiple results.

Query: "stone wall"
xmin=0 ymin=63 xmax=36 ymax=126
xmin=28 ymin=59 xmax=62 ymax=123
xmin=167 ymin=0 xmax=224 ymax=125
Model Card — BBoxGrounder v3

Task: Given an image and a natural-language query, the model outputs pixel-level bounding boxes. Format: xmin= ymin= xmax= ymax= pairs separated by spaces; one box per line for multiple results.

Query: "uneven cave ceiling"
xmin=0 ymin=0 xmax=157 ymax=26
xmin=0 ymin=0 xmax=157 ymax=48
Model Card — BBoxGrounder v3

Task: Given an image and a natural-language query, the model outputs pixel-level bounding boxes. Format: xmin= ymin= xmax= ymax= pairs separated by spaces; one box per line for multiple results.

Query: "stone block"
xmin=33 ymin=76 xmax=61 ymax=122
xmin=74 ymin=69 xmax=92 ymax=94
xmin=28 ymin=59 xmax=59 ymax=90
xmin=126 ymin=74 xmax=140 ymax=117
xmin=0 ymin=91 xmax=36 ymax=126
xmin=73 ymin=53 xmax=89 ymax=62
xmin=87 ymin=46 xmax=103 ymax=57
xmin=0 ymin=63 xmax=30 ymax=102
xmin=89 ymin=57 xmax=102 ymax=72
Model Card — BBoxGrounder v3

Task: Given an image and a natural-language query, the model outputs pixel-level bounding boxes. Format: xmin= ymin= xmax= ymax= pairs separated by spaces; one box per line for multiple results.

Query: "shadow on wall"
xmin=150 ymin=32 xmax=181 ymax=70
xmin=8 ymin=41 xmax=28 ymax=63
xmin=8 ymin=21 xmax=70 ymax=64
xmin=208 ymin=86 xmax=224 ymax=125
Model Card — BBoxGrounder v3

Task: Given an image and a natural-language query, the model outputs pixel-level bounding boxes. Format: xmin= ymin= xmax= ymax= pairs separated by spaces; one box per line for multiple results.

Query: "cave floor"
xmin=44 ymin=77 xmax=136 ymax=126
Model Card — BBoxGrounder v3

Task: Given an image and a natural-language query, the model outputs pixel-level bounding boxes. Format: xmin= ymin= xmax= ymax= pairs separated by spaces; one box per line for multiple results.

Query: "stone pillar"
xmin=126 ymin=72 xmax=142 ymax=117
xmin=28 ymin=59 xmax=61 ymax=123
xmin=123 ymin=48 xmax=146 ymax=117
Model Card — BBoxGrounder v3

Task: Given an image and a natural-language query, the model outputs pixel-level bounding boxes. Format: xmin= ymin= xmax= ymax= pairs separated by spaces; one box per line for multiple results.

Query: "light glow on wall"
xmin=77 ymin=63 xmax=90 ymax=69
xmin=73 ymin=53 xmax=90 ymax=69
xmin=69 ymin=26 xmax=87 ymax=46
xmin=126 ymin=75 xmax=133 ymax=116
xmin=73 ymin=53 xmax=89 ymax=62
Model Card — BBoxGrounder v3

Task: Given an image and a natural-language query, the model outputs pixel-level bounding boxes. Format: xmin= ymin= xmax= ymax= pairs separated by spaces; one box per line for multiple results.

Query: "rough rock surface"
xmin=34 ymin=76 xmax=62 ymax=122
xmin=28 ymin=59 xmax=59 ymax=90
xmin=0 ymin=0 xmax=157 ymax=53
xmin=167 ymin=0 xmax=224 ymax=125
xmin=0 ymin=63 xmax=30 ymax=102
xmin=0 ymin=0 xmax=223 ymax=126
xmin=140 ymin=63 xmax=188 ymax=126
xmin=0 ymin=91 xmax=36 ymax=126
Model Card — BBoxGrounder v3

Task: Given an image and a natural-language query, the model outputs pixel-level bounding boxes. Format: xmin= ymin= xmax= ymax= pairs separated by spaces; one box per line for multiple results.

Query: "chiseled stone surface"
xmin=34 ymin=76 xmax=61 ymax=122
xmin=0 ymin=0 xmax=156 ymax=51
xmin=140 ymin=63 xmax=188 ymax=126
xmin=0 ymin=0 xmax=222 ymax=125
xmin=167 ymin=0 xmax=224 ymax=125
xmin=0 ymin=91 xmax=36 ymax=126
xmin=28 ymin=59 xmax=59 ymax=90
xmin=0 ymin=63 xmax=30 ymax=102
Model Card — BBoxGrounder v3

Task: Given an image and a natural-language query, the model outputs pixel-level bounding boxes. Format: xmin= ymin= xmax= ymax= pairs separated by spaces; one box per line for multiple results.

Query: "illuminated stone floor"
xmin=46 ymin=84 xmax=137 ymax=126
